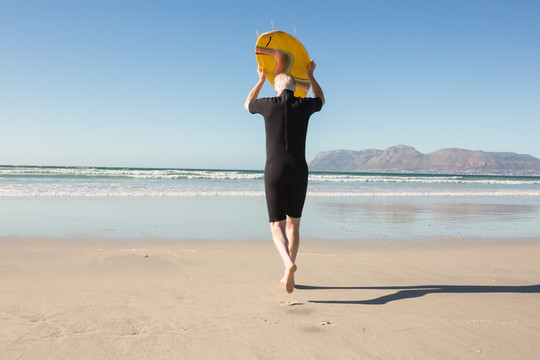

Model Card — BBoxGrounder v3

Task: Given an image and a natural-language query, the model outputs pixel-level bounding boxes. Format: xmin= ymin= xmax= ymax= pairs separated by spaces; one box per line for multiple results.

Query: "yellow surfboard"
xmin=255 ymin=30 xmax=311 ymax=98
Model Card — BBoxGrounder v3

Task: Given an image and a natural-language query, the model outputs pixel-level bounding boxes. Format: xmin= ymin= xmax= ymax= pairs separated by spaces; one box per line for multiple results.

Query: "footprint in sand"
xmin=280 ymin=301 xmax=303 ymax=307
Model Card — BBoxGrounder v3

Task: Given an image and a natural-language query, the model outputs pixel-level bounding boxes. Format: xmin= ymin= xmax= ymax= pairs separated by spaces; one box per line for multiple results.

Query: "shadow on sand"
xmin=295 ymin=284 xmax=540 ymax=305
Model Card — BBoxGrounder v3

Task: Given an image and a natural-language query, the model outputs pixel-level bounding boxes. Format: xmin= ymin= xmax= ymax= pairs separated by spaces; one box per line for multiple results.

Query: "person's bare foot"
xmin=280 ymin=274 xmax=294 ymax=285
xmin=282 ymin=263 xmax=297 ymax=294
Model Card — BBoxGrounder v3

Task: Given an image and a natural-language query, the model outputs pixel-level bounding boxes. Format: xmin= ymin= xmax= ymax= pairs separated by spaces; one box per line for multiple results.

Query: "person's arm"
xmin=244 ymin=67 xmax=266 ymax=112
xmin=306 ymin=60 xmax=325 ymax=106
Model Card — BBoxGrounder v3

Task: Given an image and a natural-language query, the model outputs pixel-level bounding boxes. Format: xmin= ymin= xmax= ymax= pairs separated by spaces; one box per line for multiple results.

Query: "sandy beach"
xmin=1 ymin=237 xmax=539 ymax=359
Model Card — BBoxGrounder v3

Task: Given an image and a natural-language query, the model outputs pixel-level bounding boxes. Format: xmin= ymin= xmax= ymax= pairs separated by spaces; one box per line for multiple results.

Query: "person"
xmin=244 ymin=61 xmax=325 ymax=293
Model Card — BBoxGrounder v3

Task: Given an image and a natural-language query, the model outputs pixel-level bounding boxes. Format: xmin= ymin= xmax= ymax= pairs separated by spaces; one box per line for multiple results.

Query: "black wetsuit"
xmin=249 ymin=89 xmax=323 ymax=222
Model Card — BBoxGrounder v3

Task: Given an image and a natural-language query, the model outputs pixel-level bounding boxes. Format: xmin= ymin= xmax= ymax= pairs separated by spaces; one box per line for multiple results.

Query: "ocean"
xmin=1 ymin=165 xmax=539 ymax=241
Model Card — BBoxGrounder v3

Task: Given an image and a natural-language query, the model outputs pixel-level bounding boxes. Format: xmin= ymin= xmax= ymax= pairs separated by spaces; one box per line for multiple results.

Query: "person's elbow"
xmin=244 ymin=100 xmax=251 ymax=112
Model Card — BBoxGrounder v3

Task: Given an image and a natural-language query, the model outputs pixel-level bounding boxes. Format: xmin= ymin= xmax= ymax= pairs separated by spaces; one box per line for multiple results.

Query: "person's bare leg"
xmin=269 ymin=220 xmax=297 ymax=293
xmin=286 ymin=216 xmax=301 ymax=263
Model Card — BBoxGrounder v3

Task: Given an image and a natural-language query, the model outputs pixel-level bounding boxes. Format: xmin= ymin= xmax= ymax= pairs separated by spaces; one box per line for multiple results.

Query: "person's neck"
xmin=278 ymin=89 xmax=294 ymax=96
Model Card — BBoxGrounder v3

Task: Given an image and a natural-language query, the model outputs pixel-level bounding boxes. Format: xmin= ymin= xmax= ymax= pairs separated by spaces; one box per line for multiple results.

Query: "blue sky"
xmin=1 ymin=0 xmax=539 ymax=169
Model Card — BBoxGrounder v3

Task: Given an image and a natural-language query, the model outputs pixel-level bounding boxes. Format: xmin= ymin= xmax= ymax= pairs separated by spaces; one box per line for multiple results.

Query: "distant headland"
xmin=309 ymin=145 xmax=540 ymax=176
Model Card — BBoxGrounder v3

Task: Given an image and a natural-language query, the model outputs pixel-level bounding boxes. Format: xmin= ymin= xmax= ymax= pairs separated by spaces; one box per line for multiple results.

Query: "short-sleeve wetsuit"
xmin=249 ymin=89 xmax=323 ymax=222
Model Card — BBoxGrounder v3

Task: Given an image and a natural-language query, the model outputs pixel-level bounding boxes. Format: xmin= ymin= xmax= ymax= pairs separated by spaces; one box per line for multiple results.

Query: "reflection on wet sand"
xmin=430 ymin=203 xmax=538 ymax=222
xmin=314 ymin=199 xmax=540 ymax=225
xmin=316 ymin=201 xmax=419 ymax=224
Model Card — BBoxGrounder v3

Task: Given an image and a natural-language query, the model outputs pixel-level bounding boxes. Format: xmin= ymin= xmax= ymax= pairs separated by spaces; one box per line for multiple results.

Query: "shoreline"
xmin=2 ymin=236 xmax=539 ymax=359
xmin=3 ymin=195 xmax=539 ymax=241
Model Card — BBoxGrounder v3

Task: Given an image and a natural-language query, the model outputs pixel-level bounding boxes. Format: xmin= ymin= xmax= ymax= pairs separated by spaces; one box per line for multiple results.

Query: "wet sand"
xmin=1 ymin=237 xmax=539 ymax=359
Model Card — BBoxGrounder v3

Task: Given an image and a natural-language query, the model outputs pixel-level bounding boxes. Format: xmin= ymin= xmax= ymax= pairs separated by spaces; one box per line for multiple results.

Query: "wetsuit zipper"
xmin=284 ymin=105 xmax=288 ymax=151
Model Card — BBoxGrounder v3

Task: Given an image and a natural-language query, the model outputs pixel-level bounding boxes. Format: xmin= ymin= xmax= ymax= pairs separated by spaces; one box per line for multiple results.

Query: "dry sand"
xmin=1 ymin=237 xmax=539 ymax=359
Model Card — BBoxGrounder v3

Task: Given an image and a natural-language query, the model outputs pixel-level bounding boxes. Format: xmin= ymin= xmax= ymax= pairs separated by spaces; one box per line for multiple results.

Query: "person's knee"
xmin=286 ymin=216 xmax=301 ymax=231
xmin=286 ymin=215 xmax=301 ymax=224
xmin=270 ymin=220 xmax=287 ymax=232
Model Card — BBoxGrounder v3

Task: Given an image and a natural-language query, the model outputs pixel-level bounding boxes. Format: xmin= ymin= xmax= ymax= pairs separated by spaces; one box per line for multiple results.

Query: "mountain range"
xmin=309 ymin=145 xmax=540 ymax=176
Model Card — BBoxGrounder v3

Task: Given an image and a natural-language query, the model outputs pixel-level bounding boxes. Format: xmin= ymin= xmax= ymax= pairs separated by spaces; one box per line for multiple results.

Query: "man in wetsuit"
xmin=244 ymin=61 xmax=325 ymax=293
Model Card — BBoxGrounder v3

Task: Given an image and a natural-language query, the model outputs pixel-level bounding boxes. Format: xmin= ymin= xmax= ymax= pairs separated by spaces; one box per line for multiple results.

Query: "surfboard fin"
xmin=271 ymin=19 xmax=275 ymax=30
xmin=294 ymin=26 xmax=296 ymax=37
xmin=256 ymin=30 xmax=259 ymax=37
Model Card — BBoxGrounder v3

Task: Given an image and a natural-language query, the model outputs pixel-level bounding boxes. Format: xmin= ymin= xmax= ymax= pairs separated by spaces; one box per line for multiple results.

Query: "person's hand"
xmin=257 ymin=67 xmax=266 ymax=81
xmin=306 ymin=60 xmax=316 ymax=76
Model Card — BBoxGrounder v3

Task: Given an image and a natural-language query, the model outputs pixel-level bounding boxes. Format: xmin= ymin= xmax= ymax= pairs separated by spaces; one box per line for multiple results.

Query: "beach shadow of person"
xmin=295 ymin=284 xmax=540 ymax=305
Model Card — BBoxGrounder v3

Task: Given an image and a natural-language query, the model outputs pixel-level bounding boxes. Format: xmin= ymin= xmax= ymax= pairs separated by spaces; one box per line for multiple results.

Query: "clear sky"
xmin=1 ymin=0 xmax=539 ymax=169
